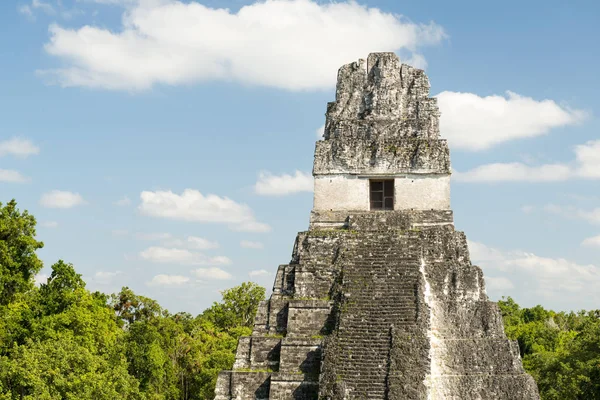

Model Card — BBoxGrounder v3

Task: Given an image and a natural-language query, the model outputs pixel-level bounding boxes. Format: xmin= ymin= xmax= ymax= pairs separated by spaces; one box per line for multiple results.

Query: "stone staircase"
xmin=331 ymin=233 xmax=421 ymax=398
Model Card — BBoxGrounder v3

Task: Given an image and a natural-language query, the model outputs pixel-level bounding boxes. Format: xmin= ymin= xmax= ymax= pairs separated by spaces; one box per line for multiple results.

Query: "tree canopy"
xmin=499 ymin=297 xmax=600 ymax=399
xmin=0 ymin=200 xmax=265 ymax=399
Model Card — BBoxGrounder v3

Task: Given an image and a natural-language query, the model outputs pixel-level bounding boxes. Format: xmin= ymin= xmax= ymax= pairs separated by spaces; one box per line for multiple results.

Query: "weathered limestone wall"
xmin=313 ymin=175 xmax=367 ymax=211
xmin=313 ymin=174 xmax=450 ymax=211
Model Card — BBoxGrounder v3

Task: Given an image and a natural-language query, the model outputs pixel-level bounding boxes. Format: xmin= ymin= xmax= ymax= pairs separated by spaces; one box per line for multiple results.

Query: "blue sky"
xmin=1 ymin=0 xmax=599 ymax=313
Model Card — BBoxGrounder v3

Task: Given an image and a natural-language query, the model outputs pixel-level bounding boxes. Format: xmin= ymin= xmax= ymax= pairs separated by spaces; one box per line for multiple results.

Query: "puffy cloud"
xmin=574 ymin=140 xmax=600 ymax=179
xmin=468 ymin=240 xmax=600 ymax=310
xmin=187 ymin=236 xmax=219 ymax=250
xmin=240 ymin=240 xmax=264 ymax=250
xmin=132 ymin=232 xmax=219 ymax=250
xmin=254 ymin=171 xmax=313 ymax=196
xmin=80 ymin=0 xmax=136 ymax=4
xmin=453 ymin=163 xmax=571 ymax=183
xmin=192 ymin=267 xmax=232 ymax=280
xmin=0 ymin=138 xmax=40 ymax=157
xmin=93 ymin=270 xmax=122 ymax=284
xmin=315 ymin=124 xmax=325 ymax=139
xmin=115 ymin=196 xmax=131 ymax=206
xmin=484 ymin=276 xmax=515 ymax=291
xmin=138 ymin=189 xmax=270 ymax=232
xmin=582 ymin=235 xmax=600 ymax=248
xmin=155 ymin=235 xmax=220 ymax=250
xmin=0 ymin=169 xmax=29 ymax=183
xmin=454 ymin=140 xmax=600 ymax=183
xmin=436 ymin=91 xmax=586 ymax=151
xmin=139 ymin=246 xmax=231 ymax=265
xmin=39 ymin=0 xmax=445 ymax=91
xmin=19 ymin=5 xmax=34 ymax=18
xmin=134 ymin=232 xmax=172 ymax=241
xmin=148 ymin=274 xmax=190 ymax=286
xmin=18 ymin=0 xmax=55 ymax=19
xmin=249 ymin=269 xmax=271 ymax=278
xmin=39 ymin=190 xmax=85 ymax=208
xmin=520 ymin=205 xmax=534 ymax=214
xmin=543 ymin=204 xmax=600 ymax=225
xmin=34 ymin=273 xmax=49 ymax=287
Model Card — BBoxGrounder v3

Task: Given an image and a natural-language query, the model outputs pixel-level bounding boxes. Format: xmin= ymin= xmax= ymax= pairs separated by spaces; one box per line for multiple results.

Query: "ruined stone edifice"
xmin=214 ymin=53 xmax=540 ymax=400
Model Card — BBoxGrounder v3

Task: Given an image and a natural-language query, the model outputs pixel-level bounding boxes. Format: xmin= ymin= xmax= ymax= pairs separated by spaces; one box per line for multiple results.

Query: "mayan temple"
xmin=214 ymin=53 xmax=540 ymax=400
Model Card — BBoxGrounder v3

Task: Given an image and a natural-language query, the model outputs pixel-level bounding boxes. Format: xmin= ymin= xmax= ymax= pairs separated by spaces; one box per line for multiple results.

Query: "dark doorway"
xmin=370 ymin=179 xmax=394 ymax=210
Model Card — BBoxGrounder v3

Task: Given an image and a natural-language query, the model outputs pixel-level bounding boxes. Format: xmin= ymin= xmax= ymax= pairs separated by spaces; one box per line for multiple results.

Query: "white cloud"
xmin=436 ymin=91 xmax=586 ymax=151
xmin=454 ymin=140 xmax=600 ymax=183
xmin=240 ymin=240 xmax=264 ymax=250
xmin=39 ymin=190 xmax=85 ymax=208
xmin=18 ymin=0 xmax=55 ymax=20
xmin=18 ymin=5 xmax=34 ymax=19
xmin=138 ymin=189 xmax=270 ymax=232
xmin=469 ymin=240 xmax=600 ymax=310
xmin=0 ymin=138 xmax=40 ymax=157
xmin=453 ymin=163 xmax=571 ymax=183
xmin=131 ymin=232 xmax=219 ymax=250
xmin=39 ymin=0 xmax=445 ymax=91
xmin=93 ymin=270 xmax=122 ymax=284
xmin=115 ymin=196 xmax=131 ymax=206
xmin=485 ymin=276 xmax=515 ymax=291
xmin=34 ymin=273 xmax=49 ymax=287
xmin=139 ymin=246 xmax=231 ymax=266
xmin=315 ymin=124 xmax=325 ymax=139
xmin=255 ymin=170 xmax=313 ymax=196
xmin=32 ymin=0 xmax=55 ymax=14
xmin=543 ymin=204 xmax=600 ymax=225
xmin=40 ymin=221 xmax=58 ymax=228
xmin=520 ymin=205 xmax=534 ymax=214
xmin=0 ymin=169 xmax=29 ymax=183
xmin=574 ymin=140 xmax=600 ymax=179
xmin=187 ymin=236 xmax=219 ymax=250
xmin=582 ymin=235 xmax=600 ymax=248
xmin=249 ymin=269 xmax=271 ymax=278
xmin=134 ymin=232 xmax=172 ymax=241
xmin=192 ymin=267 xmax=232 ymax=280
xmin=147 ymin=274 xmax=190 ymax=286
xmin=79 ymin=0 xmax=135 ymax=4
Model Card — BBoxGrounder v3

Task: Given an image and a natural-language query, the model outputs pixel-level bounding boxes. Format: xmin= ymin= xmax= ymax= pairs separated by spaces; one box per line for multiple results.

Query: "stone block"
xmin=286 ymin=300 xmax=333 ymax=337
xmin=279 ymin=338 xmax=322 ymax=379
xmin=216 ymin=371 xmax=271 ymax=400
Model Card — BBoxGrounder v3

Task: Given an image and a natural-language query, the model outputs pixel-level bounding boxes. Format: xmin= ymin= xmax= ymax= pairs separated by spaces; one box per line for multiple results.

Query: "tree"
xmin=201 ymin=282 xmax=265 ymax=330
xmin=0 ymin=334 xmax=143 ymax=400
xmin=500 ymin=298 xmax=600 ymax=400
xmin=111 ymin=287 xmax=164 ymax=327
xmin=39 ymin=260 xmax=86 ymax=315
xmin=0 ymin=200 xmax=44 ymax=305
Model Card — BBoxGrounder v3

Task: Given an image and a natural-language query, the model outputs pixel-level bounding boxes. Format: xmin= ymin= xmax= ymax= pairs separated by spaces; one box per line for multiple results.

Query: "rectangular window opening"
xmin=370 ymin=179 xmax=394 ymax=210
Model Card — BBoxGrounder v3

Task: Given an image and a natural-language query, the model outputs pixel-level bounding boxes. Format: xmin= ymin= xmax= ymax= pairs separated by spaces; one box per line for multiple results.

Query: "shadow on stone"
xmin=255 ymin=377 xmax=271 ymax=398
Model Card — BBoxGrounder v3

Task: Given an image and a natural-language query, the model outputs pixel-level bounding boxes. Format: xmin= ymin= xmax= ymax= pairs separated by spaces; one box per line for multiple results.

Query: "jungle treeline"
xmin=1 ymin=199 xmax=599 ymax=399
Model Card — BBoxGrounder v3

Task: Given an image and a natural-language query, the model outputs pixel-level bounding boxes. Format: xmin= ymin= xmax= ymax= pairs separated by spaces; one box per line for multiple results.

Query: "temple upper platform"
xmin=312 ymin=53 xmax=451 ymax=218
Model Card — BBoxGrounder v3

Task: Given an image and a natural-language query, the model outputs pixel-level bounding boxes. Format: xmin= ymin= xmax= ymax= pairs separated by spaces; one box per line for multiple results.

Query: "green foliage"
xmin=499 ymin=297 xmax=600 ymax=399
xmin=0 ymin=200 xmax=265 ymax=399
xmin=0 ymin=200 xmax=44 ymax=306
xmin=201 ymin=282 xmax=265 ymax=330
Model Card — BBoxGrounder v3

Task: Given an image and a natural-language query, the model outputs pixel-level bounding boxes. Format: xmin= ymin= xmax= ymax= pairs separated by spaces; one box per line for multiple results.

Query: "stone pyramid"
xmin=214 ymin=53 xmax=540 ymax=400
